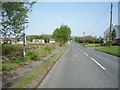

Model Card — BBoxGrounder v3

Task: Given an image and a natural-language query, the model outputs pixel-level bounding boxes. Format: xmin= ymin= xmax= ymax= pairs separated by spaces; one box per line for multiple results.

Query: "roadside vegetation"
xmin=2 ymin=44 xmax=56 ymax=72
xmin=53 ymin=24 xmax=71 ymax=46
xmin=73 ymin=34 xmax=119 ymax=57
xmin=80 ymin=43 xmax=101 ymax=47
xmin=1 ymin=2 xmax=72 ymax=88
xmin=95 ymin=46 xmax=120 ymax=57
xmin=2 ymin=44 xmax=44 ymax=56
xmin=12 ymin=47 xmax=67 ymax=88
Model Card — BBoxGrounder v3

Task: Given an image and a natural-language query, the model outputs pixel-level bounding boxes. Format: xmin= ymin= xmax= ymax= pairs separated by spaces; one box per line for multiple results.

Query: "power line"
xmin=84 ymin=6 xmax=110 ymax=35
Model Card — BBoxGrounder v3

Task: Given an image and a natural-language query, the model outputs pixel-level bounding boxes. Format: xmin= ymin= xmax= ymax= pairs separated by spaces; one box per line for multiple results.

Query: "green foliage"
xmin=74 ymin=35 xmax=104 ymax=44
xmin=112 ymin=29 xmax=116 ymax=40
xmin=100 ymin=43 xmax=109 ymax=46
xmin=74 ymin=36 xmax=80 ymax=43
xmin=2 ymin=57 xmax=25 ymax=71
xmin=83 ymin=44 xmax=100 ymax=47
xmin=2 ymin=45 xmax=56 ymax=72
xmin=12 ymin=48 xmax=65 ymax=88
xmin=2 ymin=44 xmax=44 ymax=56
xmin=28 ymin=50 xmax=39 ymax=60
xmin=27 ymin=34 xmax=53 ymax=43
xmin=1 ymin=2 xmax=35 ymax=43
xmin=2 ymin=44 xmax=23 ymax=56
xmin=53 ymin=24 xmax=71 ymax=46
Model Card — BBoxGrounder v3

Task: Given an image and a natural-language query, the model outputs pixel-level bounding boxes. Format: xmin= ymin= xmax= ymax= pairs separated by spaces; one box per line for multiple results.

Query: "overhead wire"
xmin=84 ymin=5 xmax=110 ymax=36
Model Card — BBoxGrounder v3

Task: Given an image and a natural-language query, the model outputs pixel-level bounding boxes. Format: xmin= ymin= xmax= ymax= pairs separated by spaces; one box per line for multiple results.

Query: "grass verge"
xmin=12 ymin=47 xmax=66 ymax=88
xmin=95 ymin=46 xmax=120 ymax=57
xmin=2 ymin=45 xmax=56 ymax=72
xmin=81 ymin=43 xmax=100 ymax=47
xmin=2 ymin=43 xmax=44 ymax=56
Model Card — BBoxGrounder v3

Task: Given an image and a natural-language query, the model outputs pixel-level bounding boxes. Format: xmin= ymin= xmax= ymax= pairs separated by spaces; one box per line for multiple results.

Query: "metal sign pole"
xmin=23 ymin=16 xmax=29 ymax=58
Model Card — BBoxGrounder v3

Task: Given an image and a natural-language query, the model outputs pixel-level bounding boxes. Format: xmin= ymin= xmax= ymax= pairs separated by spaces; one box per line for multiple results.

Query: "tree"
xmin=112 ymin=29 xmax=116 ymax=40
xmin=42 ymin=34 xmax=52 ymax=43
xmin=53 ymin=24 xmax=71 ymax=46
xmin=1 ymin=2 xmax=35 ymax=43
xmin=84 ymin=35 xmax=94 ymax=43
xmin=98 ymin=36 xmax=103 ymax=43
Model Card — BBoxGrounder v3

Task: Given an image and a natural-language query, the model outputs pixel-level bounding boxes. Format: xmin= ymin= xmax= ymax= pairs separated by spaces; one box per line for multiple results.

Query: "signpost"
xmin=23 ymin=16 xmax=29 ymax=58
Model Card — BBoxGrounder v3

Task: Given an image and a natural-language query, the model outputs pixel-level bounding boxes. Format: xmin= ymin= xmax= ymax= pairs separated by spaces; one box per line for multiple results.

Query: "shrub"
xmin=100 ymin=43 xmax=109 ymax=46
xmin=2 ymin=44 xmax=23 ymax=56
xmin=28 ymin=50 xmax=39 ymax=60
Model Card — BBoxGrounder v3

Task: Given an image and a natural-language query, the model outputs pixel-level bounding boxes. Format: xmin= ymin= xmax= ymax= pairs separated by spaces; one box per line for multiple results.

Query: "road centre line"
xmin=90 ymin=57 xmax=106 ymax=70
xmin=84 ymin=52 xmax=88 ymax=56
xmin=80 ymin=49 xmax=82 ymax=51
xmin=76 ymin=45 xmax=105 ymax=70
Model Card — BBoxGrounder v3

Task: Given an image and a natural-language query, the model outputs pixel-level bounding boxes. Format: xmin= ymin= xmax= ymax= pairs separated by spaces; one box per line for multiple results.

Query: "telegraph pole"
xmin=83 ymin=32 xmax=85 ymax=45
xmin=109 ymin=3 xmax=113 ymax=46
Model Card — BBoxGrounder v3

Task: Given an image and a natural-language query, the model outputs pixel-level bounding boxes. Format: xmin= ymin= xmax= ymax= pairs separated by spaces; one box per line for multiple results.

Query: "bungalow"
xmin=32 ymin=39 xmax=45 ymax=44
xmin=49 ymin=39 xmax=55 ymax=43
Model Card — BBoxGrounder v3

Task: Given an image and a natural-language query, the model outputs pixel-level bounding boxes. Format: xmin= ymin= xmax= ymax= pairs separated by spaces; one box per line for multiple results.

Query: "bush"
xmin=2 ymin=44 xmax=23 ymax=56
xmin=100 ymin=43 xmax=109 ymax=46
xmin=111 ymin=40 xmax=118 ymax=46
xmin=28 ymin=51 xmax=39 ymax=60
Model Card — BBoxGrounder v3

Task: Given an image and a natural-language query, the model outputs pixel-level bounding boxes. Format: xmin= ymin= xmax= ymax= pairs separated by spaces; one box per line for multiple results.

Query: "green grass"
xmin=81 ymin=43 xmax=100 ymax=47
xmin=95 ymin=46 xmax=120 ymax=57
xmin=0 ymin=64 xmax=2 ymax=74
xmin=12 ymin=48 xmax=65 ymax=88
xmin=2 ymin=43 xmax=44 ymax=56
xmin=2 ymin=57 xmax=27 ymax=72
xmin=2 ymin=45 xmax=56 ymax=72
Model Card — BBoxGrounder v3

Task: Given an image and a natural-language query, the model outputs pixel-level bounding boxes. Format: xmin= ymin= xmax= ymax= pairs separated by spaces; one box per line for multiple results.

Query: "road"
xmin=38 ymin=41 xmax=118 ymax=88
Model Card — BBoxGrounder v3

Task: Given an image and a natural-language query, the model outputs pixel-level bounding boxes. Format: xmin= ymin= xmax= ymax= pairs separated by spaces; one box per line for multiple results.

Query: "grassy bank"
xmin=81 ymin=43 xmax=100 ymax=47
xmin=95 ymin=46 xmax=120 ymax=57
xmin=2 ymin=44 xmax=44 ymax=56
xmin=12 ymin=47 xmax=67 ymax=88
xmin=2 ymin=45 xmax=56 ymax=72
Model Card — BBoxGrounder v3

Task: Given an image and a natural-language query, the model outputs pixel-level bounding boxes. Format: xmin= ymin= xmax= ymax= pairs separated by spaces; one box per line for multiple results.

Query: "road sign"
xmin=25 ymin=16 xmax=30 ymax=23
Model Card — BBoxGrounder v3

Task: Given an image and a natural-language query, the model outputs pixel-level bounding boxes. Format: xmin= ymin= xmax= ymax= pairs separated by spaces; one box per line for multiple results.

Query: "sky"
xmin=26 ymin=2 xmax=118 ymax=37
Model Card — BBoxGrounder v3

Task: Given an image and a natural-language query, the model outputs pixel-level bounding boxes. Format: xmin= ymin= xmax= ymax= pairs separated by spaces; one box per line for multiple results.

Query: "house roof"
xmin=114 ymin=25 xmax=120 ymax=30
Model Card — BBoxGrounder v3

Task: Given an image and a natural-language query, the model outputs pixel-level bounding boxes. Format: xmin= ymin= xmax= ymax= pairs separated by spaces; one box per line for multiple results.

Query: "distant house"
xmin=32 ymin=39 xmax=45 ymax=44
xmin=104 ymin=25 xmax=120 ymax=43
xmin=49 ymin=39 xmax=55 ymax=43
xmin=16 ymin=41 xmax=32 ymax=44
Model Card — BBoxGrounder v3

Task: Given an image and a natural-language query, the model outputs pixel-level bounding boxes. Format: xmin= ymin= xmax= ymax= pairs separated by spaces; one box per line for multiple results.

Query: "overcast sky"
xmin=26 ymin=2 xmax=118 ymax=37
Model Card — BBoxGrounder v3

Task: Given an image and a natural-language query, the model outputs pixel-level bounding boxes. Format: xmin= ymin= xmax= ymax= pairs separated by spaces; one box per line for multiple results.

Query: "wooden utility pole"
xmin=83 ymin=32 xmax=85 ymax=45
xmin=109 ymin=3 xmax=113 ymax=46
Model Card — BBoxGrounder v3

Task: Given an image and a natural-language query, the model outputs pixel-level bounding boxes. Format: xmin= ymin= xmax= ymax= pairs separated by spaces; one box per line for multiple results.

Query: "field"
xmin=95 ymin=46 xmax=120 ymax=57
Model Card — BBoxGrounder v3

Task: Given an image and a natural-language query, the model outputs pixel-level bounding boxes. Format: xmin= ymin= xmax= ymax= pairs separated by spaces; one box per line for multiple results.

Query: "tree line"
xmin=74 ymin=35 xmax=104 ymax=44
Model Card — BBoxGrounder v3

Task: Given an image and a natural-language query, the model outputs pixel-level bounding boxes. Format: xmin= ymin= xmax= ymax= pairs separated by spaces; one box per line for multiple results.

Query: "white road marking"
xmin=84 ymin=52 xmax=88 ymax=56
xmin=90 ymin=57 xmax=105 ymax=70
xmin=80 ymin=49 xmax=83 ymax=52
